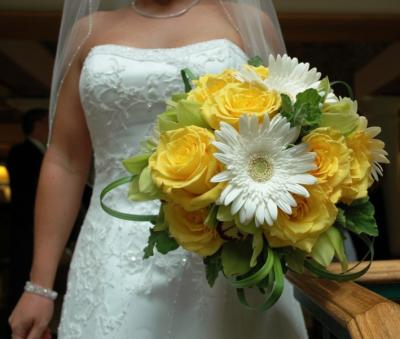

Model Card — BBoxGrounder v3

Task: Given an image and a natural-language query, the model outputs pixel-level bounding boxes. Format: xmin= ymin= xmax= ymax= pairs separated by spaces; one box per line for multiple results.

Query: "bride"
xmin=9 ymin=0 xmax=308 ymax=338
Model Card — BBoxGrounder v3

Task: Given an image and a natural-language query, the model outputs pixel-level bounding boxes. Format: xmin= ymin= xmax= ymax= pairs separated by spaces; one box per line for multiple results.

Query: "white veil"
xmin=49 ymin=0 xmax=285 ymax=138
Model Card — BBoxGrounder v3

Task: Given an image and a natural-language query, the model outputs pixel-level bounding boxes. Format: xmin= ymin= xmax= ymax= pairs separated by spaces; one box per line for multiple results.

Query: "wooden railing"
xmin=287 ymin=260 xmax=400 ymax=338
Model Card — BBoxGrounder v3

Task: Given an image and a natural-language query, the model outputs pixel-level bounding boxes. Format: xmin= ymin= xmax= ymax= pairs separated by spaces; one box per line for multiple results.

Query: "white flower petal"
xmin=264 ymin=54 xmax=321 ymax=101
xmin=267 ymin=200 xmax=278 ymax=221
xmin=231 ymin=195 xmax=247 ymax=215
xmin=212 ymin=114 xmax=316 ymax=226
xmin=290 ymin=174 xmax=317 ymax=185
xmin=276 ymin=198 xmax=293 ymax=215
xmin=210 ymin=171 xmax=231 ymax=183
xmin=225 ymin=187 xmax=242 ymax=205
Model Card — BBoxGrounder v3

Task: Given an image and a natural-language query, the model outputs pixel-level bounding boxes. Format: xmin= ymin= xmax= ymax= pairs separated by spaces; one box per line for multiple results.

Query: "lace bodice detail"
xmin=80 ymin=39 xmax=247 ymax=185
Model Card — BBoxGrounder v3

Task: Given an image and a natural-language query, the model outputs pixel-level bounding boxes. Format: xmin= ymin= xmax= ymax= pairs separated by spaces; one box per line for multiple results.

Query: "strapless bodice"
xmin=79 ymin=39 xmax=248 ymax=188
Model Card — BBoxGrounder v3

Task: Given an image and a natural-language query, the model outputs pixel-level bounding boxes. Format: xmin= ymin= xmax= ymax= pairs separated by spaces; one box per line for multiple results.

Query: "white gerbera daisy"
xmin=238 ymin=55 xmax=321 ymax=102
xmin=211 ymin=114 xmax=317 ymax=226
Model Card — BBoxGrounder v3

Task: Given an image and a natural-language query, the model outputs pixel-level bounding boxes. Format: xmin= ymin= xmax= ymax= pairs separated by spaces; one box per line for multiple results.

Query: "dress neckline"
xmin=85 ymin=38 xmax=248 ymax=61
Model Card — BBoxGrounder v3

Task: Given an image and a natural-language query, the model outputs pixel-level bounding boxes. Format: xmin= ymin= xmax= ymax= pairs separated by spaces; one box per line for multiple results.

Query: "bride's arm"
xmin=9 ymin=52 xmax=92 ymax=339
xmin=30 ymin=57 xmax=92 ymax=290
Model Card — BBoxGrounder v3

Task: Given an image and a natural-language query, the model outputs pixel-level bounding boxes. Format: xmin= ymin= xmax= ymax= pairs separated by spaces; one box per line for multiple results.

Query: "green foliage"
xmin=181 ymin=68 xmax=198 ymax=92
xmin=176 ymin=100 xmax=208 ymax=128
xmin=326 ymin=227 xmax=348 ymax=270
xmin=336 ymin=198 xmax=378 ymax=237
xmin=157 ymin=99 xmax=208 ymax=133
xmin=318 ymin=77 xmax=331 ymax=101
xmin=234 ymin=217 xmax=259 ymax=235
xmin=128 ymin=176 xmax=159 ymax=201
xmin=250 ymin=232 xmax=264 ymax=268
xmin=284 ymin=249 xmax=306 ymax=274
xmin=280 ymin=88 xmax=324 ymax=135
xmin=123 ymin=153 xmax=150 ymax=175
xmin=204 ymin=204 xmax=219 ymax=229
xmin=216 ymin=205 xmax=234 ymax=222
xmin=247 ymin=56 xmax=264 ymax=67
xmin=203 ymin=251 xmax=223 ymax=287
xmin=128 ymin=167 xmax=160 ymax=202
xmin=143 ymin=228 xmax=179 ymax=259
xmin=170 ymin=92 xmax=188 ymax=103
xmin=311 ymin=232 xmax=335 ymax=267
xmin=221 ymin=239 xmax=252 ymax=277
xmin=311 ymin=227 xmax=348 ymax=270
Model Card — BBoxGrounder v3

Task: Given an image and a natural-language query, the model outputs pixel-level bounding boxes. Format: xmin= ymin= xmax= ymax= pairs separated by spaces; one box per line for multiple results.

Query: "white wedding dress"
xmin=58 ymin=39 xmax=308 ymax=339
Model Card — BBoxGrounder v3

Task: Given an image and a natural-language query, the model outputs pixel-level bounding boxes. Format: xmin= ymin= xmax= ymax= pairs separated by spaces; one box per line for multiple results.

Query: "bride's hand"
xmin=9 ymin=292 xmax=54 ymax=339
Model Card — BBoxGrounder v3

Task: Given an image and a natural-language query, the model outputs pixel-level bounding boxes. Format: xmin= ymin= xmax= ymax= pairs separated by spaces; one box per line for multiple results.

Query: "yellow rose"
xmin=341 ymin=129 xmax=372 ymax=203
xmin=303 ymin=127 xmax=352 ymax=203
xmin=263 ymin=186 xmax=338 ymax=253
xmin=201 ymin=82 xmax=281 ymax=129
xmin=247 ymin=64 xmax=269 ymax=79
xmin=187 ymin=70 xmax=239 ymax=104
xmin=149 ymin=126 xmax=223 ymax=211
xmin=164 ymin=203 xmax=224 ymax=257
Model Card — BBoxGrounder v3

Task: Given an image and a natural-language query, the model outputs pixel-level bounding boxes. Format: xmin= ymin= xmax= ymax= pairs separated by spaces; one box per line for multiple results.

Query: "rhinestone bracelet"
xmin=24 ymin=281 xmax=58 ymax=301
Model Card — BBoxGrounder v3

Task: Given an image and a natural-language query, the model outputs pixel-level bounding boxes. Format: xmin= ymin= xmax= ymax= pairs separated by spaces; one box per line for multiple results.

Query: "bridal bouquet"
xmin=101 ymin=55 xmax=389 ymax=310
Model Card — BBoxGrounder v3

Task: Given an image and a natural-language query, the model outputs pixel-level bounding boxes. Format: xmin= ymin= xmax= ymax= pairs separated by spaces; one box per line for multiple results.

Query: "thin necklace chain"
xmin=131 ymin=0 xmax=201 ymax=19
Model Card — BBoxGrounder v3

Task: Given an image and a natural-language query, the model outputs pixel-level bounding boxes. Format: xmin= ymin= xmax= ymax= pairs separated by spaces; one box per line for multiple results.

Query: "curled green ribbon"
xmin=236 ymin=251 xmax=284 ymax=311
xmin=304 ymin=235 xmax=374 ymax=281
xmin=100 ymin=175 xmax=158 ymax=222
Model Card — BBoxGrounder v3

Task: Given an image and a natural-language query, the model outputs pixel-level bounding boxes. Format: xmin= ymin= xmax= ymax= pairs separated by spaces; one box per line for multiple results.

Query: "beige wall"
xmin=1 ymin=0 xmax=400 ymax=13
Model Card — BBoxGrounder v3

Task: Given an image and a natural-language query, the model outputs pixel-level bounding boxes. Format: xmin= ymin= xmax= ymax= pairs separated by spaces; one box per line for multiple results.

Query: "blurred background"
xmin=0 ymin=0 xmax=399 ymax=337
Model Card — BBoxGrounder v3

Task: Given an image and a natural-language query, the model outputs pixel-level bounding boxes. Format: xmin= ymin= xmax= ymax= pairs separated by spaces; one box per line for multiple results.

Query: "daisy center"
xmin=248 ymin=154 xmax=273 ymax=182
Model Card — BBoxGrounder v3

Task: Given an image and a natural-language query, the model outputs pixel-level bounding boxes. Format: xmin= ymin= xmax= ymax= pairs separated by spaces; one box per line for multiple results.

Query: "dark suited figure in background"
xmin=6 ymin=108 xmax=48 ymax=316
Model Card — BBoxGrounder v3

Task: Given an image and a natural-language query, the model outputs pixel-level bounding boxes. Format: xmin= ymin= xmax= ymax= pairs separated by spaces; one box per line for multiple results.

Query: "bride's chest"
xmin=78 ymin=41 xmax=247 ymax=150
xmin=79 ymin=41 xmax=247 ymax=119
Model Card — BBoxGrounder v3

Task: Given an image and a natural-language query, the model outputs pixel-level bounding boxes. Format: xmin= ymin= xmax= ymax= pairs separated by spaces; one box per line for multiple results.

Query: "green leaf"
xmin=220 ymin=222 xmax=242 ymax=240
xmin=337 ymin=198 xmax=378 ymax=237
xmin=317 ymin=77 xmax=331 ymax=101
xmin=138 ymin=166 xmax=159 ymax=195
xmin=140 ymin=138 xmax=157 ymax=153
xmin=335 ymin=208 xmax=346 ymax=228
xmin=176 ymin=100 xmax=208 ymax=128
xmin=205 ymin=204 xmax=219 ymax=229
xmin=203 ymin=251 xmax=223 ymax=287
xmin=326 ymin=227 xmax=348 ymax=270
xmin=171 ymin=92 xmax=188 ymax=103
xmin=155 ymin=231 xmax=179 ymax=254
xmin=280 ymin=89 xmax=323 ymax=135
xmin=158 ymin=112 xmax=179 ymax=132
xmin=122 ymin=153 xmax=150 ymax=175
xmin=250 ymin=232 xmax=264 ymax=268
xmin=247 ymin=56 xmax=264 ymax=67
xmin=311 ymin=232 xmax=335 ymax=267
xmin=143 ymin=229 xmax=158 ymax=259
xmin=153 ymin=204 xmax=167 ymax=232
xmin=181 ymin=68 xmax=197 ymax=92
xmin=280 ymin=94 xmax=294 ymax=118
xmin=221 ymin=239 xmax=252 ymax=277
xmin=128 ymin=176 xmax=158 ymax=201
xmin=217 ymin=205 xmax=234 ymax=222
xmin=234 ymin=216 xmax=259 ymax=235
xmin=285 ymin=249 xmax=306 ymax=274
xmin=143 ymin=228 xmax=179 ymax=259
xmin=311 ymin=227 xmax=349 ymax=270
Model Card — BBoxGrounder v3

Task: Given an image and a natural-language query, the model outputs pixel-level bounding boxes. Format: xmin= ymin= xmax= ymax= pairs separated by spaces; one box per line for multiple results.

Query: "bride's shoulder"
xmin=76 ymin=9 xmax=133 ymax=63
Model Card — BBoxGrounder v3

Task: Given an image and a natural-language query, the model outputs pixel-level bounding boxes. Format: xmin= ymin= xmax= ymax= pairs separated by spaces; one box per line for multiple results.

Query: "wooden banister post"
xmin=287 ymin=271 xmax=400 ymax=338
